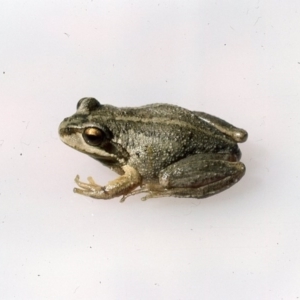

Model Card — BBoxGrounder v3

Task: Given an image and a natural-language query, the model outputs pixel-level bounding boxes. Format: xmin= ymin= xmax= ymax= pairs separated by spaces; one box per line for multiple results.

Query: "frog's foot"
xmin=74 ymin=175 xmax=101 ymax=189
xmin=74 ymin=175 xmax=108 ymax=198
xmin=73 ymin=165 xmax=142 ymax=200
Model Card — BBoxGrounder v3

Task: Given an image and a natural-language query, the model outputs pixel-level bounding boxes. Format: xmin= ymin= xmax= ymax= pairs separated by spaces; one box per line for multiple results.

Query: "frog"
xmin=59 ymin=97 xmax=248 ymax=202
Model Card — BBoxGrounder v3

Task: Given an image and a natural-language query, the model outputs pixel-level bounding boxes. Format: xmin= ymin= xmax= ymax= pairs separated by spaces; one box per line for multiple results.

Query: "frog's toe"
xmin=74 ymin=175 xmax=103 ymax=190
xmin=74 ymin=186 xmax=107 ymax=199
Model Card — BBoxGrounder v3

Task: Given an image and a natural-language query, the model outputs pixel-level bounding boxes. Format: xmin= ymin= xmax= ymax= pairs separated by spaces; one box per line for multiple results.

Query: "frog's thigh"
xmin=193 ymin=111 xmax=248 ymax=143
xmin=159 ymin=154 xmax=245 ymax=198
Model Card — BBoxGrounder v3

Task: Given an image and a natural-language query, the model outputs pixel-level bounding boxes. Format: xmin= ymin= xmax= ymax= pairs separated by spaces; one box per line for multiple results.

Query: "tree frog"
xmin=59 ymin=97 xmax=248 ymax=202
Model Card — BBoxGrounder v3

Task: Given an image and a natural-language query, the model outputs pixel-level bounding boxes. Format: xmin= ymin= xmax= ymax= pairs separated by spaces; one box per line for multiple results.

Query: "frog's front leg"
xmin=148 ymin=153 xmax=245 ymax=200
xmin=74 ymin=165 xmax=142 ymax=200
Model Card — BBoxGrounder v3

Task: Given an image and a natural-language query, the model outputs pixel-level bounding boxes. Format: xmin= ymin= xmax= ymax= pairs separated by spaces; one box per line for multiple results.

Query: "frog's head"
xmin=59 ymin=97 xmax=129 ymax=166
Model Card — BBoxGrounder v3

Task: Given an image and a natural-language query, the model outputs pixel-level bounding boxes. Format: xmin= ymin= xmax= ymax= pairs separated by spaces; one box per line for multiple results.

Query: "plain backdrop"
xmin=1 ymin=1 xmax=300 ymax=299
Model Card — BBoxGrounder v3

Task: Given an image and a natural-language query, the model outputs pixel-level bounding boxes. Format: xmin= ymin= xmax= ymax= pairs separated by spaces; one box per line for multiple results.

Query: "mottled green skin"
xmin=59 ymin=98 xmax=247 ymax=200
xmin=61 ymin=100 xmax=240 ymax=177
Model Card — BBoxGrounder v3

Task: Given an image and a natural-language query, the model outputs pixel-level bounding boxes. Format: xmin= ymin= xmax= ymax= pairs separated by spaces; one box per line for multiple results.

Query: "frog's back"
xmin=97 ymin=103 xmax=241 ymax=178
xmin=119 ymin=103 xmax=232 ymax=141
xmin=121 ymin=103 xmax=201 ymax=124
xmin=107 ymin=103 xmax=239 ymax=153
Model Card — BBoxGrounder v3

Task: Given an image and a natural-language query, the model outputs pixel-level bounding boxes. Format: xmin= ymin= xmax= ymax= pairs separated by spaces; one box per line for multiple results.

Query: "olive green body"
xmin=59 ymin=98 xmax=247 ymax=201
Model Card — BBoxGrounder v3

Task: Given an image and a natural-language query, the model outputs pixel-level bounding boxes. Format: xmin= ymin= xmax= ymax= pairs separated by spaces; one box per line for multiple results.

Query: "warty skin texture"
xmin=59 ymin=97 xmax=247 ymax=201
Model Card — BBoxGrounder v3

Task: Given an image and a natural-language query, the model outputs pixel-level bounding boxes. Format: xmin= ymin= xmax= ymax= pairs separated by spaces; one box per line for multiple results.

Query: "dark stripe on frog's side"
xmin=90 ymin=107 xmax=237 ymax=147
xmin=99 ymin=117 xmax=239 ymax=155
xmin=86 ymin=102 xmax=242 ymax=144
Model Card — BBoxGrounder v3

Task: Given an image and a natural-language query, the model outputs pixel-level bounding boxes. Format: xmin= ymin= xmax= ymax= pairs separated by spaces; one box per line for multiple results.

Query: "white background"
xmin=1 ymin=1 xmax=300 ymax=299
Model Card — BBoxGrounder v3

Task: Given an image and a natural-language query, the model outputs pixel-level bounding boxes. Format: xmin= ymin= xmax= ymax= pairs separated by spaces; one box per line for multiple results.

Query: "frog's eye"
xmin=77 ymin=97 xmax=101 ymax=113
xmin=83 ymin=127 xmax=104 ymax=146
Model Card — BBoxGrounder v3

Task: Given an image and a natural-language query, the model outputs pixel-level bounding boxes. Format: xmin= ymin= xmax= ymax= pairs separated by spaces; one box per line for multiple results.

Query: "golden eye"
xmin=83 ymin=127 xmax=104 ymax=146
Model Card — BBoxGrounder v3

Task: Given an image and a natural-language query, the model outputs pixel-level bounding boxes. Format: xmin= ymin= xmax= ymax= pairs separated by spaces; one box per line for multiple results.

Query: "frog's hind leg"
xmin=157 ymin=154 xmax=246 ymax=200
xmin=193 ymin=111 xmax=248 ymax=143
